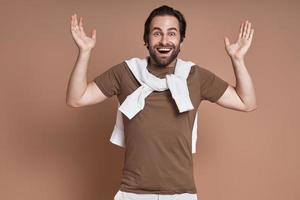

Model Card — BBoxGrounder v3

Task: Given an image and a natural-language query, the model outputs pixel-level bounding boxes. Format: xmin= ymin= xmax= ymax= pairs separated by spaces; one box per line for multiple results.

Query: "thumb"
xmin=92 ymin=28 xmax=96 ymax=40
xmin=224 ymin=37 xmax=230 ymax=47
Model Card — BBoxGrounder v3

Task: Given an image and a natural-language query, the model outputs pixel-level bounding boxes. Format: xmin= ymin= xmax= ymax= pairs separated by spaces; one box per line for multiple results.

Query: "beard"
xmin=148 ymin=43 xmax=181 ymax=67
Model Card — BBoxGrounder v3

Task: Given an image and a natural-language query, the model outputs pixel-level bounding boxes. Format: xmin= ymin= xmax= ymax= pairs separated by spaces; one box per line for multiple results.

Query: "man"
xmin=66 ymin=5 xmax=257 ymax=200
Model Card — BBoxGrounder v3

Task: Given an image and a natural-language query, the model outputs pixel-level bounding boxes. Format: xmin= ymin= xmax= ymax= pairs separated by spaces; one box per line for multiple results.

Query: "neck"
xmin=148 ymin=56 xmax=177 ymax=68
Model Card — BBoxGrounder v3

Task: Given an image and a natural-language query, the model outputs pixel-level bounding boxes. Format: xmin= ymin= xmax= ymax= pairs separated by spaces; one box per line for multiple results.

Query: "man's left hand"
xmin=224 ymin=20 xmax=254 ymax=60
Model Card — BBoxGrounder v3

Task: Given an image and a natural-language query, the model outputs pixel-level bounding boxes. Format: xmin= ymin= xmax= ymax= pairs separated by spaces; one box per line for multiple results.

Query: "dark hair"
xmin=143 ymin=5 xmax=187 ymax=46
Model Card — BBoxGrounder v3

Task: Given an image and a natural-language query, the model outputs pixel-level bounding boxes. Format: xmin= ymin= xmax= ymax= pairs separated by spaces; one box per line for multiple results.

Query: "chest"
xmin=117 ymin=67 xmax=201 ymax=109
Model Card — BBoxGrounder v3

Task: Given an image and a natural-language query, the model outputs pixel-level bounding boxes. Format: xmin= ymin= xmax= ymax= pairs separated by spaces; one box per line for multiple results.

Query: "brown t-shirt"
xmin=94 ymin=58 xmax=229 ymax=194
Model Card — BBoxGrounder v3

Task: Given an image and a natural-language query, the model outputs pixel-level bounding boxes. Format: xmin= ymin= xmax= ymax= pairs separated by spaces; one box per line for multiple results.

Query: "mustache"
xmin=154 ymin=44 xmax=175 ymax=48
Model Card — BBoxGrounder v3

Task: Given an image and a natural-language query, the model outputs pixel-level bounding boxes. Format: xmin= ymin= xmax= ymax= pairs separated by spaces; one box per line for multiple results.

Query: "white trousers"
xmin=113 ymin=189 xmax=198 ymax=200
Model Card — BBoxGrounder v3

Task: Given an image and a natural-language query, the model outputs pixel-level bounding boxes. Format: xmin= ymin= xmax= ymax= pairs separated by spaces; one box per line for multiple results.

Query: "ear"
xmin=180 ymin=42 xmax=183 ymax=48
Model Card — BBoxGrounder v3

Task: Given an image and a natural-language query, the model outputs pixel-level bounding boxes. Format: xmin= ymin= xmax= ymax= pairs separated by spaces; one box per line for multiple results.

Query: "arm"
xmin=66 ymin=14 xmax=107 ymax=107
xmin=216 ymin=20 xmax=258 ymax=112
xmin=66 ymin=51 xmax=108 ymax=107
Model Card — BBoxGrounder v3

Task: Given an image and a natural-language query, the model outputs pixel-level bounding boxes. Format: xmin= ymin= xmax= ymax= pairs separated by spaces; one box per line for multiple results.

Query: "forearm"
xmin=230 ymin=57 xmax=257 ymax=109
xmin=66 ymin=50 xmax=92 ymax=106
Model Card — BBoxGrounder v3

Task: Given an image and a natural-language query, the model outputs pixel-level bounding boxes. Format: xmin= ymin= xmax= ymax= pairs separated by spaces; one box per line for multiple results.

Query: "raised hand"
xmin=224 ymin=20 xmax=254 ymax=60
xmin=70 ymin=14 xmax=96 ymax=52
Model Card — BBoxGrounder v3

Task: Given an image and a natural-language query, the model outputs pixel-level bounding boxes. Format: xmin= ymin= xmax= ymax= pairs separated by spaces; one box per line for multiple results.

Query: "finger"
xmin=79 ymin=16 xmax=83 ymax=29
xmin=248 ymin=29 xmax=254 ymax=42
xmin=238 ymin=21 xmax=243 ymax=40
xmin=92 ymin=28 xmax=96 ymax=40
xmin=243 ymin=21 xmax=248 ymax=38
xmin=79 ymin=16 xmax=85 ymax=34
xmin=72 ymin=15 xmax=78 ymax=32
xmin=238 ymin=31 xmax=242 ymax=41
xmin=71 ymin=14 xmax=74 ymax=27
xmin=74 ymin=14 xmax=79 ymax=31
xmin=245 ymin=20 xmax=249 ymax=38
xmin=242 ymin=20 xmax=247 ymax=38
xmin=71 ymin=15 xmax=75 ymax=31
xmin=224 ymin=37 xmax=230 ymax=47
xmin=74 ymin=14 xmax=78 ymax=26
xmin=71 ymin=14 xmax=76 ymax=30
xmin=246 ymin=21 xmax=251 ymax=39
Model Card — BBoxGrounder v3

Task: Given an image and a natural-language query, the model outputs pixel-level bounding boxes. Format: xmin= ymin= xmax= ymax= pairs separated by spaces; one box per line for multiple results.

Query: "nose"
xmin=160 ymin=34 xmax=168 ymax=46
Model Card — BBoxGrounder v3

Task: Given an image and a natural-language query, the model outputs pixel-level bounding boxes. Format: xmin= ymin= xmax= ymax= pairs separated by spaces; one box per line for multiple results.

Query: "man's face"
xmin=146 ymin=15 xmax=182 ymax=67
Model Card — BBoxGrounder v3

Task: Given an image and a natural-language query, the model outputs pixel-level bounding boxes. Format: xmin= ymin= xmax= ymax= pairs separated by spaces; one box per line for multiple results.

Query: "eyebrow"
xmin=151 ymin=27 xmax=178 ymax=32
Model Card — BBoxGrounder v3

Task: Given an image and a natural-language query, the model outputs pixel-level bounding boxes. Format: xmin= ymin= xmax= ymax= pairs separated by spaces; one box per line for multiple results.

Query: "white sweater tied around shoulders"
xmin=109 ymin=57 xmax=199 ymax=154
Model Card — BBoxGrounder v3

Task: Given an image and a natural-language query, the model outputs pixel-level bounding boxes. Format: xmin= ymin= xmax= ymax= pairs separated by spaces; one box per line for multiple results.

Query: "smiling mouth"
xmin=156 ymin=47 xmax=173 ymax=54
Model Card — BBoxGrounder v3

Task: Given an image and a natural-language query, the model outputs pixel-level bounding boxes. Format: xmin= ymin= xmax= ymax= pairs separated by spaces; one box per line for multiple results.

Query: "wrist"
xmin=79 ymin=48 xmax=92 ymax=55
xmin=230 ymin=55 xmax=245 ymax=64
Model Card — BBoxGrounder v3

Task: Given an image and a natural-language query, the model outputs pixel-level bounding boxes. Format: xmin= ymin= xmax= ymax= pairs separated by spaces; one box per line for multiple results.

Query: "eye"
xmin=169 ymin=32 xmax=176 ymax=36
xmin=153 ymin=32 xmax=161 ymax=36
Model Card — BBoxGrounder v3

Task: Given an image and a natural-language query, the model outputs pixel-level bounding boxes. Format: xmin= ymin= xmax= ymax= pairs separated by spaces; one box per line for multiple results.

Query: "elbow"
xmin=244 ymin=104 xmax=258 ymax=112
xmin=66 ymin=99 xmax=80 ymax=108
xmin=66 ymin=102 xmax=76 ymax=108
xmin=67 ymin=103 xmax=77 ymax=108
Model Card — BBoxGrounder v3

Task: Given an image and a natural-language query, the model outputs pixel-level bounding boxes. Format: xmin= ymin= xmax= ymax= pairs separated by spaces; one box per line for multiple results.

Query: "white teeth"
xmin=158 ymin=48 xmax=171 ymax=51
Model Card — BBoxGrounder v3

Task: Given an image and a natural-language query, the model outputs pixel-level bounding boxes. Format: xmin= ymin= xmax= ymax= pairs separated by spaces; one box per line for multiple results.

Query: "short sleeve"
xmin=93 ymin=62 xmax=125 ymax=98
xmin=198 ymin=66 xmax=229 ymax=102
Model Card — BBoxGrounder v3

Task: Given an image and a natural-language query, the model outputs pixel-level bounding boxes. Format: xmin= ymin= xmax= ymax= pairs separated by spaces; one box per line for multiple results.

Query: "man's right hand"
xmin=70 ymin=13 xmax=96 ymax=52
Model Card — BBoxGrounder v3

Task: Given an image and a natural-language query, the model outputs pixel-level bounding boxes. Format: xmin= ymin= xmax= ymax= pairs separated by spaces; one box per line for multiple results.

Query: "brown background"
xmin=1 ymin=0 xmax=299 ymax=200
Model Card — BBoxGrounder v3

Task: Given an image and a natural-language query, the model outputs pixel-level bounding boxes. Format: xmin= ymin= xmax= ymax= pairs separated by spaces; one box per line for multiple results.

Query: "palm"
xmin=70 ymin=14 xmax=96 ymax=52
xmin=224 ymin=20 xmax=254 ymax=59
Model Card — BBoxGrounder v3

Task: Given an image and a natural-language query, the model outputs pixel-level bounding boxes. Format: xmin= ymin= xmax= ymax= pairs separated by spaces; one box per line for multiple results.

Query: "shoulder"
xmin=190 ymin=65 xmax=212 ymax=74
xmin=103 ymin=61 xmax=130 ymax=80
xmin=109 ymin=61 xmax=128 ymax=74
xmin=189 ymin=65 xmax=220 ymax=80
xmin=93 ymin=61 xmax=128 ymax=84
xmin=189 ymin=65 xmax=211 ymax=77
